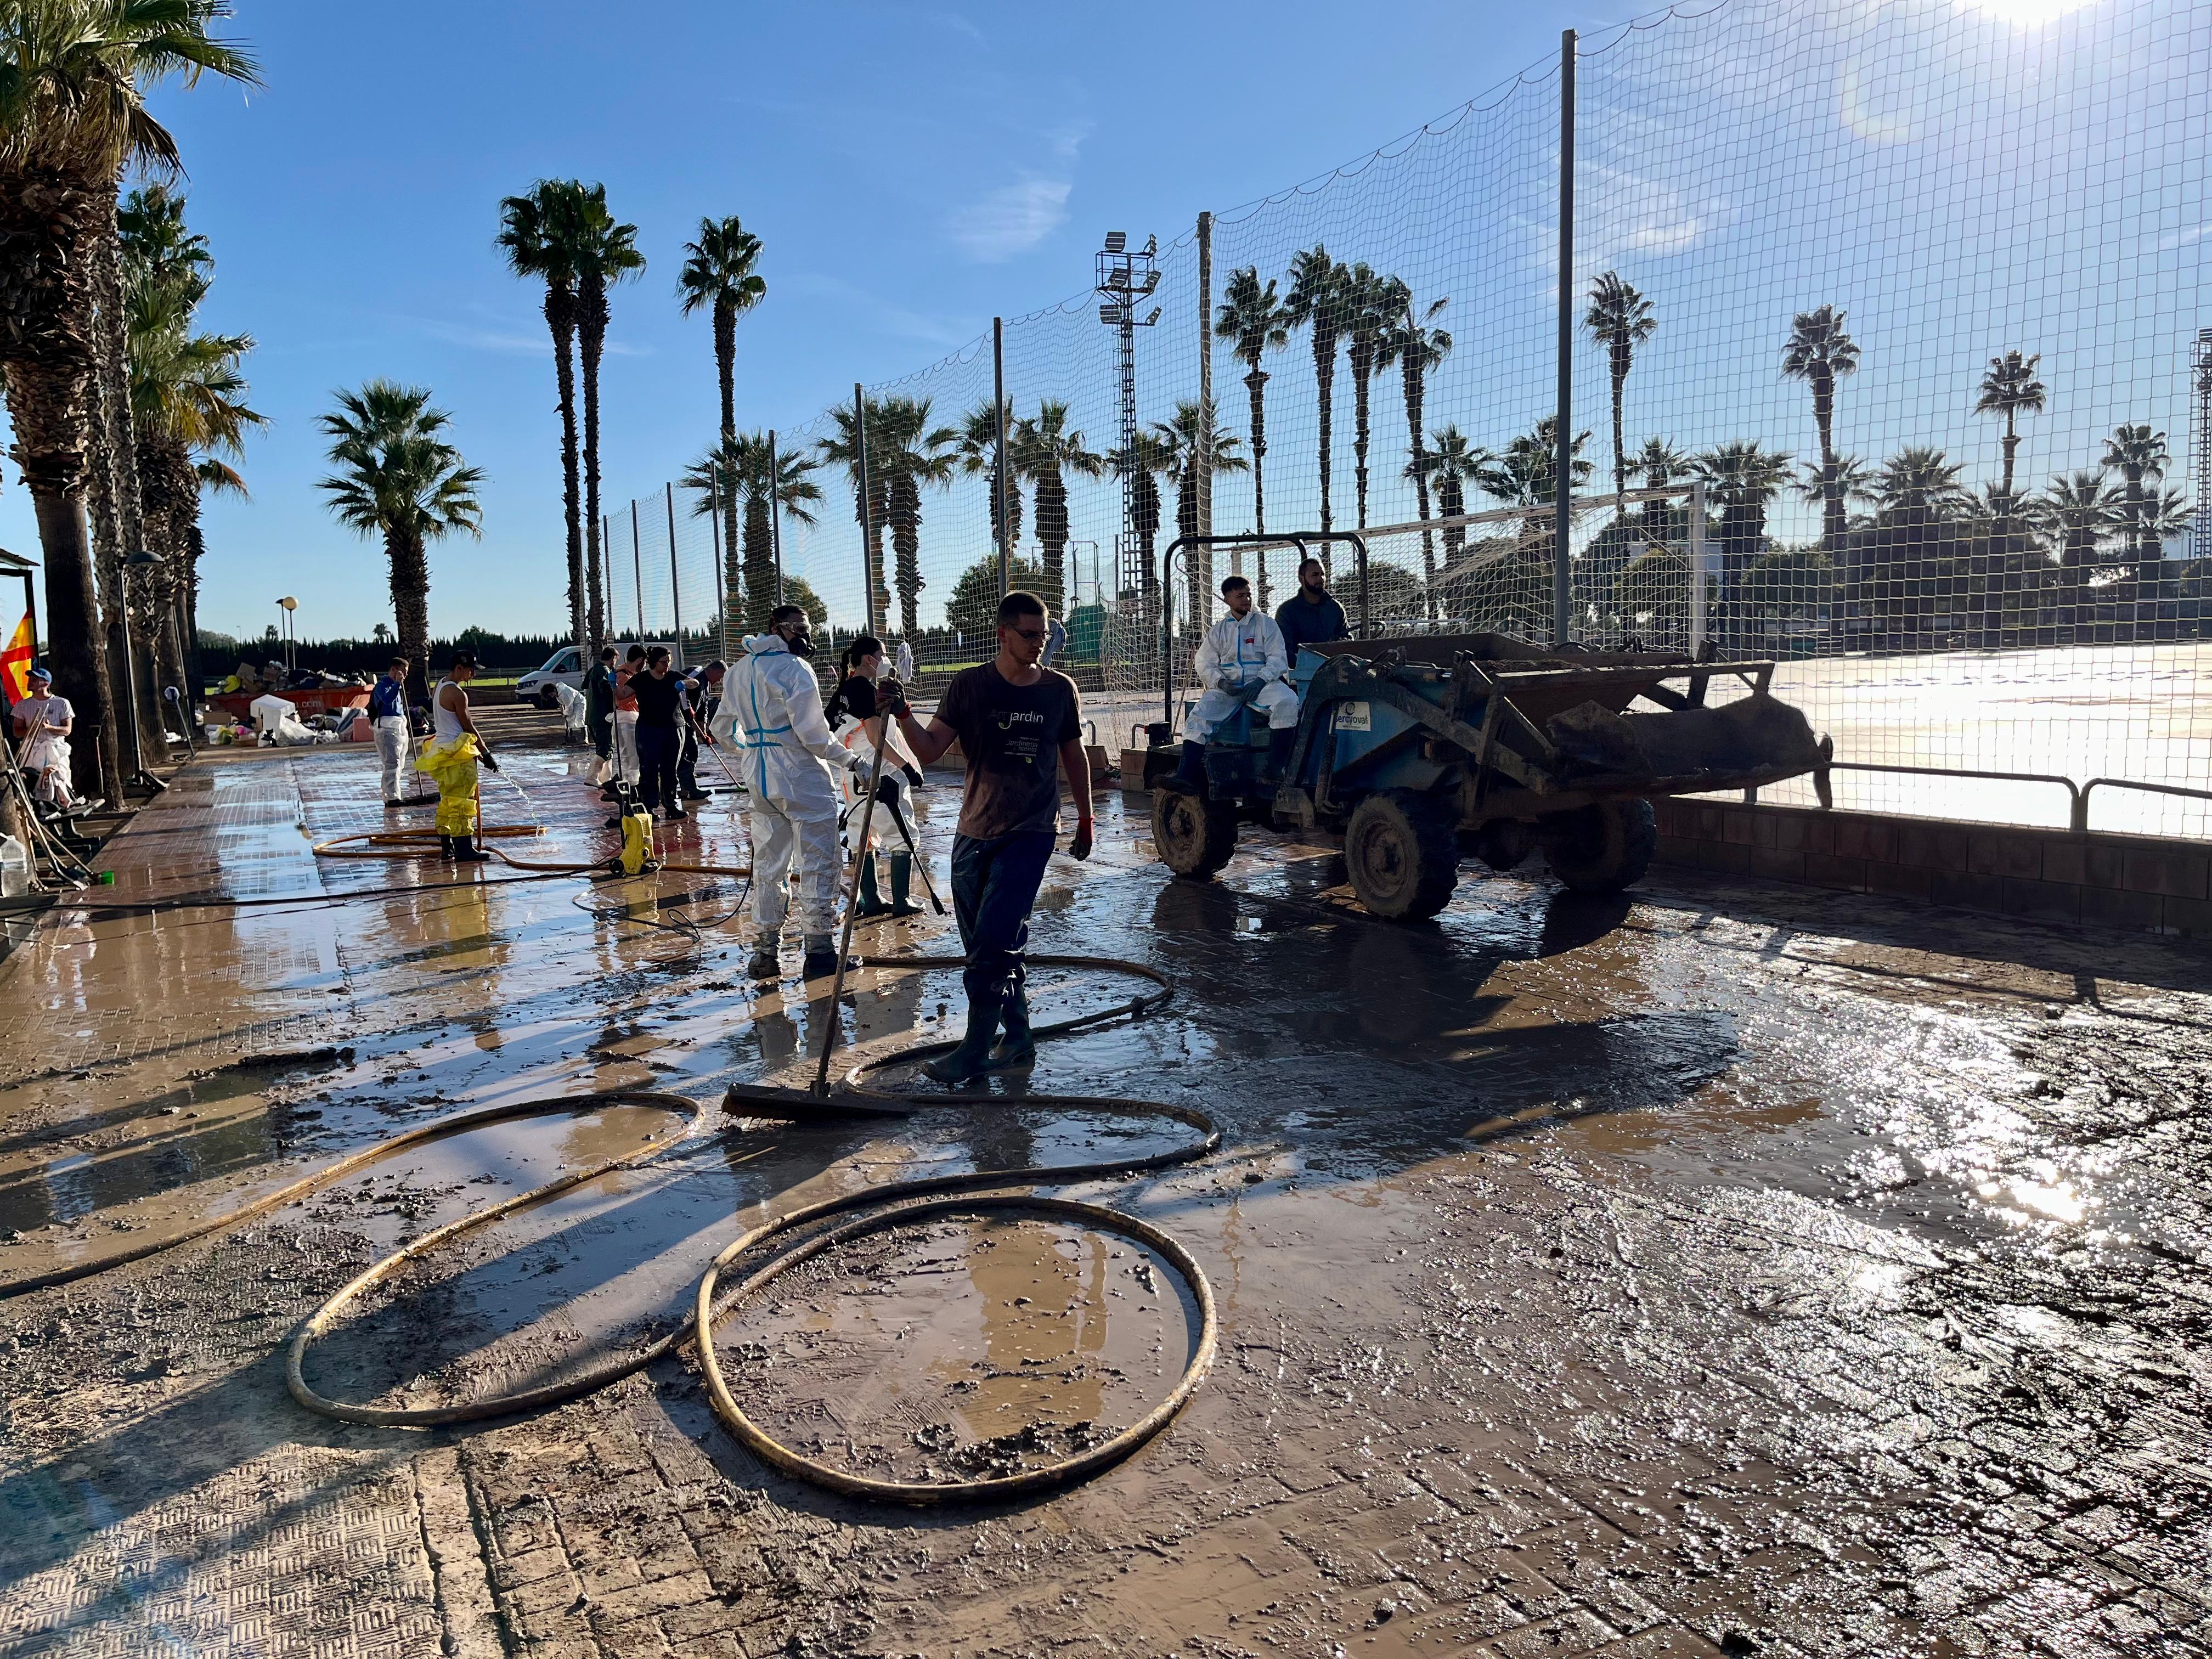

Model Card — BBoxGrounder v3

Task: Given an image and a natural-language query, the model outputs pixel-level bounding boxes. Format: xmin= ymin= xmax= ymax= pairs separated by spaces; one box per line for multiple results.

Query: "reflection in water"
xmin=939 ymin=1219 xmax=1108 ymax=1438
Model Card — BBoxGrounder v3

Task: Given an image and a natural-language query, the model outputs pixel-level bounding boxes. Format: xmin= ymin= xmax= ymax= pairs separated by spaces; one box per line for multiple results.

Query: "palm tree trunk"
xmin=1403 ymin=362 xmax=1437 ymax=622
xmin=388 ymin=527 xmax=432 ymax=701
xmin=579 ymin=275 xmax=608 ymax=648
xmin=1814 ymin=379 xmax=1843 ymax=550
xmin=1035 ymin=469 xmax=1068 ymax=617
xmin=714 ymin=300 xmax=736 ymax=445
xmin=1352 ymin=365 xmax=1373 ymax=533
xmin=545 ymin=285 xmax=586 ymax=668
xmin=890 ymin=473 xmax=923 ymax=636
xmin=1610 ymin=364 xmax=1628 ymax=523
xmin=742 ymin=495 xmax=774 ymax=633
xmin=1256 ymin=367 xmax=1274 ymax=614
xmin=1313 ymin=332 xmax=1335 ymax=538
xmin=1999 ymin=416 xmax=2018 ymax=500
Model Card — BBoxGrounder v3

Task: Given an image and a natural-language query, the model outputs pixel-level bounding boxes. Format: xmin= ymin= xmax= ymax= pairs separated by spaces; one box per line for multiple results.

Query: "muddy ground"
xmin=2 ymin=706 xmax=2209 ymax=1658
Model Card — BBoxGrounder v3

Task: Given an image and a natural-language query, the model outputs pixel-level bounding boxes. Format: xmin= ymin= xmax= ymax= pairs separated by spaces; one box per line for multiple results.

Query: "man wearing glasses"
xmin=885 ymin=590 xmax=1093 ymax=1083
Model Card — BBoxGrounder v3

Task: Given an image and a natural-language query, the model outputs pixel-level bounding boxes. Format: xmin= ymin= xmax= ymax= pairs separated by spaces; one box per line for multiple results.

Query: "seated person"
xmin=1275 ymin=556 xmax=1351 ymax=661
xmin=1173 ymin=574 xmax=1299 ymax=788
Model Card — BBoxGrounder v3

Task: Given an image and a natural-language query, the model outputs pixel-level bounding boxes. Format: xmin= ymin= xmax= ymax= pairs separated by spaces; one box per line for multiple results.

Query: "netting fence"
xmin=602 ymin=0 xmax=2212 ymax=837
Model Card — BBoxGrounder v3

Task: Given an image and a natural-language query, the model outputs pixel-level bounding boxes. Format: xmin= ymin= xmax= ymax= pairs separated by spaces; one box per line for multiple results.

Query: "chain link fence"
xmin=598 ymin=0 xmax=2210 ymax=837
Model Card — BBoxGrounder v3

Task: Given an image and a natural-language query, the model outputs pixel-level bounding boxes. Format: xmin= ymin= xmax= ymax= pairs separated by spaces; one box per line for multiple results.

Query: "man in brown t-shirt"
xmin=886 ymin=590 xmax=1093 ymax=1082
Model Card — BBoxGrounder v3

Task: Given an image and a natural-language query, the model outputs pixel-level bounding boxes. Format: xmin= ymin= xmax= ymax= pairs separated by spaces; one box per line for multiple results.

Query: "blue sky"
xmin=0 ymin=0 xmax=1643 ymax=645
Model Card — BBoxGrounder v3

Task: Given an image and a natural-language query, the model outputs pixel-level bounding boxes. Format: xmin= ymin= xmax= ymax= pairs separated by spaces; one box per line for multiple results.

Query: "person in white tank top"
xmin=415 ymin=654 xmax=498 ymax=861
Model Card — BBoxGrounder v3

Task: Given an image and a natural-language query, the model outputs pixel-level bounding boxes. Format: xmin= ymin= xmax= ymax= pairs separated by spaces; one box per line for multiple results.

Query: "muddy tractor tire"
xmin=1540 ymin=799 xmax=1658 ymax=893
xmin=1153 ymin=784 xmax=1239 ymax=879
xmin=1346 ymin=789 xmax=1460 ymax=921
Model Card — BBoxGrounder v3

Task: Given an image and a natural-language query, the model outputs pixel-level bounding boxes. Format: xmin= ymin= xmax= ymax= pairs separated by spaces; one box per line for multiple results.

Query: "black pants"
xmin=677 ymin=723 xmax=701 ymax=794
xmin=636 ymin=724 xmax=681 ymax=811
xmin=950 ymin=831 xmax=1054 ymax=1017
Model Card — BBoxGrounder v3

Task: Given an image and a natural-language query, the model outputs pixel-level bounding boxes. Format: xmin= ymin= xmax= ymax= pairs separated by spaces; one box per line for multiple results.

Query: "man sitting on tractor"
xmin=1172 ymin=573 xmax=1300 ymax=790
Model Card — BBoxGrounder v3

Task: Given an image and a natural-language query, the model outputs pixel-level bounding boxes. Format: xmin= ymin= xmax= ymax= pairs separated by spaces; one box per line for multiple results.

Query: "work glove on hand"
xmin=478 ymin=748 xmax=500 ymax=772
xmin=878 ymin=678 xmax=911 ymax=719
xmin=1068 ymin=820 xmax=1094 ymax=861
xmin=872 ymin=775 xmax=902 ymax=806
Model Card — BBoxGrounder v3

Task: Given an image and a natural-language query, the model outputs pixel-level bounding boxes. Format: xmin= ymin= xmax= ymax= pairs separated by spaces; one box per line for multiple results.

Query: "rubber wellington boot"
xmin=853 ymin=855 xmax=893 ymax=918
xmin=746 ymin=932 xmax=782 ymax=980
xmin=1170 ymin=740 xmax=1207 ymax=792
xmin=800 ymin=933 xmax=848 ymax=979
xmin=1262 ymin=725 xmax=1297 ymax=783
xmin=450 ymin=832 xmax=491 ymax=863
xmin=924 ymin=998 xmax=1001 ymax=1085
xmin=437 ymin=834 xmax=456 ymax=859
xmin=988 ymin=985 xmax=1035 ymax=1070
xmin=888 ymin=852 xmax=924 ymax=918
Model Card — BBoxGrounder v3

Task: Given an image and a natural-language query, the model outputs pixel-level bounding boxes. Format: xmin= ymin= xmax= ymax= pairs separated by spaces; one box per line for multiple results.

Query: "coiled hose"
xmin=1 ymin=955 xmax=1217 ymax=1506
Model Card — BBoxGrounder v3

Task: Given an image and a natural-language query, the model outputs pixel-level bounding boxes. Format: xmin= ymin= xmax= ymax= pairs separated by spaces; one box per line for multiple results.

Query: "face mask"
xmin=785 ymin=629 xmax=815 ymax=659
xmin=872 ymin=660 xmax=890 ymax=680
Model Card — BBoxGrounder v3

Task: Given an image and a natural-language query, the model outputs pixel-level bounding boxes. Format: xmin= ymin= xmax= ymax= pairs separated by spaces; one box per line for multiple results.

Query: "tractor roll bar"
xmin=1159 ymin=532 xmax=1372 ymax=731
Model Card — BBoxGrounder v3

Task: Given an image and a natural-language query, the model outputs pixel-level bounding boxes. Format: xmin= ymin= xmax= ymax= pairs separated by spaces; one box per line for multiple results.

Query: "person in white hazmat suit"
xmin=713 ymin=605 xmax=867 ymax=982
xmin=1171 ymin=572 xmax=1300 ymax=789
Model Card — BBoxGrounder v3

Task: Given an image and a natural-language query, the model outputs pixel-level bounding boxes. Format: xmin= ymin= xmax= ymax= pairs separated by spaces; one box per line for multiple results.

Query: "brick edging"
xmin=1651 ymin=798 xmax=2212 ymax=936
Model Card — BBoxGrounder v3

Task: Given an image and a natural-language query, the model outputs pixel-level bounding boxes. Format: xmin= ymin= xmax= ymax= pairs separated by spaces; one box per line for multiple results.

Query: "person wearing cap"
xmin=369 ymin=656 xmax=419 ymax=806
xmin=414 ymin=652 xmax=498 ymax=861
xmin=10 ymin=668 xmax=74 ymax=808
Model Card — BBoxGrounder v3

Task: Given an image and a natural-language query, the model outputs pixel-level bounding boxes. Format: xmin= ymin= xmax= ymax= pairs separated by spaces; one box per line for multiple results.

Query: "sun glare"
xmin=1965 ymin=0 xmax=2100 ymax=29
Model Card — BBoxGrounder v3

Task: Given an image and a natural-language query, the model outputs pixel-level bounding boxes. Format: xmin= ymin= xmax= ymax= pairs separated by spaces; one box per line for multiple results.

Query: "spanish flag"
xmin=0 ymin=614 xmax=30 ymax=703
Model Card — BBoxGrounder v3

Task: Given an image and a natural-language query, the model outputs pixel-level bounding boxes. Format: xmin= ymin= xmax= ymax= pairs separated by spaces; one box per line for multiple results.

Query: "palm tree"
xmin=955 ymin=396 xmax=1023 ymax=558
xmin=1340 ymin=264 xmax=1401 ymax=535
xmin=1215 ymin=266 xmax=1288 ymax=602
xmin=1477 ymin=417 xmax=1593 ymax=528
xmin=685 ymin=433 xmax=819 ymax=634
xmin=816 ymin=397 xmax=893 ymax=631
xmin=1792 ymin=453 xmax=1872 ymax=516
xmin=874 ymin=395 xmax=956 ymax=636
xmin=1282 ymin=246 xmax=1347 ymax=539
xmin=676 ymin=215 xmax=765 ymax=446
xmin=571 ymin=184 xmax=645 ymax=647
xmin=1635 ymin=438 xmax=1692 ymax=546
xmin=2038 ymin=470 xmax=2120 ymax=631
xmin=1155 ymin=398 xmax=1246 ymax=629
xmin=2100 ymin=424 xmax=2168 ymax=568
xmin=1012 ymin=399 xmax=1104 ymax=616
xmin=498 ymin=179 xmax=589 ymax=664
xmin=1974 ymin=350 xmax=2045 ymax=503
xmin=1115 ymin=429 xmax=1174 ymax=608
xmin=1379 ymin=293 xmax=1451 ymax=614
xmin=1584 ymin=273 xmax=1656 ymax=524
xmin=1872 ymin=446 xmax=1971 ymax=524
xmin=1781 ymin=305 xmax=1860 ymax=551
xmin=1415 ymin=425 xmax=1489 ymax=567
xmin=0 ymin=0 xmax=257 ymax=798
xmin=317 ymin=382 xmax=484 ymax=704
xmin=1693 ymin=439 xmax=1793 ymax=646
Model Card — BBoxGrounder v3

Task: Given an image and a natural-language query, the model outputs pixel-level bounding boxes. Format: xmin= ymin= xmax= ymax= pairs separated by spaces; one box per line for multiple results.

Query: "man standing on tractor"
xmin=1275 ymin=556 xmax=1350 ymax=662
xmin=1172 ymin=573 xmax=1299 ymax=790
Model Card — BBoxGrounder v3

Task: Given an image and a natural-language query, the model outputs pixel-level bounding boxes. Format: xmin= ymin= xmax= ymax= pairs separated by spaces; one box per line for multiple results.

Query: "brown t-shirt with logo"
xmin=936 ymin=662 xmax=1082 ymax=839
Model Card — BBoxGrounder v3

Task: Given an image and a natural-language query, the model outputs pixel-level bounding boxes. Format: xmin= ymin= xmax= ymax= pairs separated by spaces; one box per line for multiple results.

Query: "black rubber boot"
xmin=1170 ymin=740 xmax=1207 ymax=792
xmin=988 ymin=984 xmax=1035 ymax=1070
xmin=888 ymin=851 xmax=923 ymax=917
xmin=923 ymin=996 xmax=1001 ymax=1085
xmin=438 ymin=834 xmax=455 ymax=860
xmin=1263 ymin=725 xmax=1297 ymax=783
xmin=746 ymin=932 xmax=782 ymax=980
xmin=450 ymin=832 xmax=490 ymax=863
xmin=800 ymin=933 xmax=848 ymax=979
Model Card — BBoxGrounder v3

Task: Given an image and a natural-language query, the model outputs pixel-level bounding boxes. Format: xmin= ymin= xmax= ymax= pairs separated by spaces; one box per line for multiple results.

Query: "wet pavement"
xmin=3 ymin=704 xmax=2210 ymax=1657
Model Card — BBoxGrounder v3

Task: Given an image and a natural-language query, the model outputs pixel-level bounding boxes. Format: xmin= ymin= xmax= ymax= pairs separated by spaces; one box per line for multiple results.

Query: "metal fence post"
xmin=994 ymin=318 xmax=1009 ymax=601
xmin=1553 ymin=27 xmax=1577 ymax=650
xmin=665 ymin=481 xmax=685 ymax=669
xmin=630 ymin=499 xmax=644 ymax=640
xmin=1688 ymin=480 xmax=1710 ymax=654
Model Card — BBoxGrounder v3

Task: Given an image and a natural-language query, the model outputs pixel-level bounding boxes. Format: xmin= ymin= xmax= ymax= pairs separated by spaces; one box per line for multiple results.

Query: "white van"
xmin=515 ymin=647 xmax=583 ymax=707
xmin=516 ymin=642 xmax=679 ymax=707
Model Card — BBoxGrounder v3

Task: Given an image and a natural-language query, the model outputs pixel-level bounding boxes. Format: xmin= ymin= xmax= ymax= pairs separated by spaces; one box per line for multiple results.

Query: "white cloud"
xmin=947 ymin=176 xmax=1073 ymax=263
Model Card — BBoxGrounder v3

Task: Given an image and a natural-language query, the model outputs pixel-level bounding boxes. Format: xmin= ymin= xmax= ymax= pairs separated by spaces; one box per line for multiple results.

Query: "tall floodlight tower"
xmin=1097 ymin=231 xmax=1161 ymax=612
xmin=2196 ymin=329 xmax=2212 ymax=560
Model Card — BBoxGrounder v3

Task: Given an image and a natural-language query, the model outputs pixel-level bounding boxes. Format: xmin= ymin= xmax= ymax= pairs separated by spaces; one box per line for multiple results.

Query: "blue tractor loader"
xmin=1149 ymin=629 xmax=1832 ymax=922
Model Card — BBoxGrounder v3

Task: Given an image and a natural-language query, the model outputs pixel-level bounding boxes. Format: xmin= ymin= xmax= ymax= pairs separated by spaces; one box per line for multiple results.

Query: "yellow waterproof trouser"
xmin=415 ymin=734 xmax=481 ymax=837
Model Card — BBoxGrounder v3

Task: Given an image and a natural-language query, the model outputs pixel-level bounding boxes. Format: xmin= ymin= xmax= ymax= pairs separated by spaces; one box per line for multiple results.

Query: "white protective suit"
xmin=373 ymin=715 xmax=417 ymax=800
xmin=713 ymin=635 xmax=855 ymax=937
xmin=1186 ymin=607 xmax=1299 ymax=741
